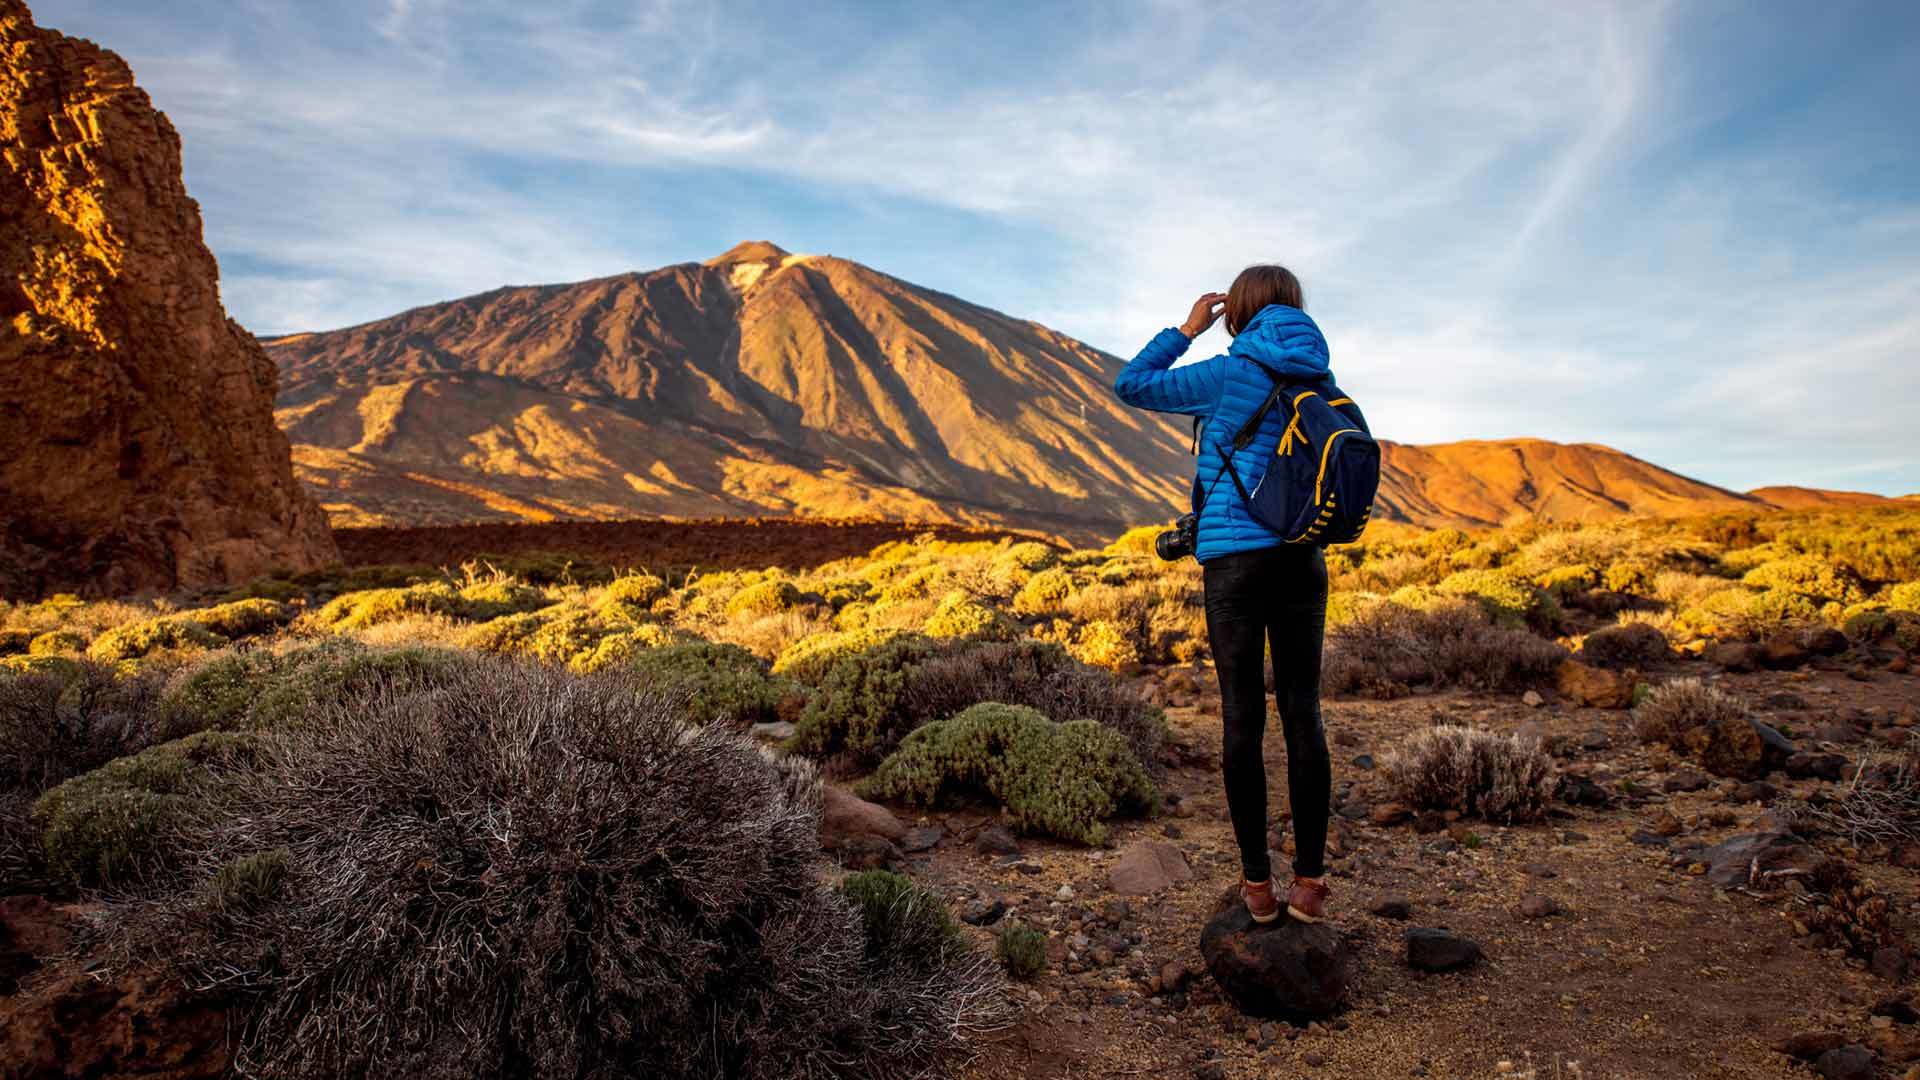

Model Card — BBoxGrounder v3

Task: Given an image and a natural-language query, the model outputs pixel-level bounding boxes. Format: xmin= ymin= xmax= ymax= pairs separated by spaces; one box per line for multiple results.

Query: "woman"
xmin=1112 ymin=265 xmax=1351 ymax=925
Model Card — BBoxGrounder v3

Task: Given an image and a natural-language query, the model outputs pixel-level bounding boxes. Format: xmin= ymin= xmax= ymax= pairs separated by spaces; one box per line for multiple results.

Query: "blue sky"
xmin=43 ymin=0 xmax=1920 ymax=495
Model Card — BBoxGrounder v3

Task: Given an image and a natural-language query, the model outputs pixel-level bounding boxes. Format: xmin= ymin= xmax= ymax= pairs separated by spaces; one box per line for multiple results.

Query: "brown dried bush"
xmin=1322 ymin=600 xmax=1566 ymax=699
xmin=1381 ymin=724 xmax=1555 ymax=823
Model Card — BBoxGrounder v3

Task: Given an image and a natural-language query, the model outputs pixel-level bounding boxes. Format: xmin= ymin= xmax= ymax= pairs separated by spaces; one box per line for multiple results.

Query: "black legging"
xmin=1203 ymin=544 xmax=1331 ymax=883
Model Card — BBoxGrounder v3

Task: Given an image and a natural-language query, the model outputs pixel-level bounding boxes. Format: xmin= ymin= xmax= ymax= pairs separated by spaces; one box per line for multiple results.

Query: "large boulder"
xmin=1680 ymin=717 xmax=1795 ymax=780
xmin=1198 ymin=889 xmax=1351 ymax=1021
xmin=818 ymin=785 xmax=906 ymax=864
xmin=1688 ymin=831 xmax=1825 ymax=889
xmin=0 ymin=1 xmax=336 ymax=598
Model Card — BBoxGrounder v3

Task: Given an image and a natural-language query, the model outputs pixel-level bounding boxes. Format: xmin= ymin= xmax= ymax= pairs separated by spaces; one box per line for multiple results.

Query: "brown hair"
xmin=1224 ymin=264 xmax=1304 ymax=336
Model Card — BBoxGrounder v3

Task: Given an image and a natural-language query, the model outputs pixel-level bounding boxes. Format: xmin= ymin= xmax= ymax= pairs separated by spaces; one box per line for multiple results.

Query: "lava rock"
xmin=1786 ymin=752 xmax=1850 ymax=782
xmin=974 ymin=825 xmax=1021 ymax=856
xmin=1369 ymin=897 xmax=1413 ymax=920
xmin=1774 ymin=1031 xmax=1851 ymax=1061
xmin=1557 ymin=774 xmax=1612 ymax=807
xmin=1404 ymin=927 xmax=1483 ymax=972
xmin=1662 ymin=770 xmax=1710 ymax=793
xmin=1727 ymin=780 xmax=1779 ymax=805
xmin=1200 ymin=894 xmax=1352 ymax=1020
xmin=960 ymin=898 xmax=1007 ymax=926
xmin=1517 ymin=895 xmax=1561 ymax=919
xmin=1812 ymin=1045 xmax=1875 ymax=1080
xmin=819 ymin=785 xmax=907 ymax=850
xmin=900 ymin=825 xmax=943 ymax=853
xmin=1691 ymin=831 xmax=1824 ymax=888
xmin=1805 ymin=627 xmax=1852 ymax=657
xmin=1555 ymin=659 xmax=1635 ymax=709
xmin=1708 ymin=641 xmax=1765 ymax=673
xmin=1108 ymin=841 xmax=1193 ymax=895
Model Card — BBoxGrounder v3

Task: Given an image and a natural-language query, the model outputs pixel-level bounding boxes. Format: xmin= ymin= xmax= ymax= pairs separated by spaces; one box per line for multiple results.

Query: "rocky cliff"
xmin=0 ymin=0 xmax=336 ymax=597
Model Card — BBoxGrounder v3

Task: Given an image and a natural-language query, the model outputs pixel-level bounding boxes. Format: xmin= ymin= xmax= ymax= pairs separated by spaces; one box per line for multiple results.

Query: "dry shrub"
xmin=1631 ymin=677 xmax=1744 ymax=747
xmin=1579 ymin=621 xmax=1669 ymax=668
xmin=108 ymin=659 xmax=1006 ymax=1079
xmin=1322 ymin=601 xmax=1566 ymax=699
xmin=1381 ymin=725 xmax=1555 ymax=823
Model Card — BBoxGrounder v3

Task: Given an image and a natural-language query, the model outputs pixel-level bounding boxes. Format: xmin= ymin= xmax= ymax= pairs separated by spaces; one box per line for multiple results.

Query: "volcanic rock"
xmin=1690 ymin=831 xmax=1824 ymax=889
xmin=1404 ymin=927 xmax=1483 ymax=972
xmin=1108 ymin=841 xmax=1192 ymax=895
xmin=1681 ymin=717 xmax=1795 ymax=780
xmin=1555 ymin=659 xmax=1636 ymax=709
xmin=0 ymin=1 xmax=335 ymax=597
xmin=818 ymin=785 xmax=906 ymax=853
xmin=1199 ymin=891 xmax=1352 ymax=1021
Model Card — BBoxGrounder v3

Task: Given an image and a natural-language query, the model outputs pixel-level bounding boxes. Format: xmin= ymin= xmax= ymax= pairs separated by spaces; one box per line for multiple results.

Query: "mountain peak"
xmin=705 ymin=240 xmax=790 ymax=266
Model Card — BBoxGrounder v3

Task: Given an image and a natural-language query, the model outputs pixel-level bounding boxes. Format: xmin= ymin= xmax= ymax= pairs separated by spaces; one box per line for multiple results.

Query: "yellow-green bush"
xmin=569 ymin=623 xmax=691 ymax=674
xmin=1534 ymin=564 xmax=1598 ymax=599
xmin=857 ymin=702 xmax=1156 ymax=846
xmin=1011 ymin=567 xmax=1074 ymax=616
xmin=771 ymin=627 xmax=911 ymax=683
xmin=27 ymin=629 xmax=85 ymax=655
xmin=1103 ymin=525 xmax=1165 ymax=558
xmin=923 ymin=592 xmax=1017 ymax=642
xmin=86 ymin=616 xmax=226 ymax=662
xmin=1887 ymin=581 xmax=1920 ymax=613
xmin=725 ymin=579 xmax=804 ymax=619
xmin=1741 ymin=556 xmax=1865 ymax=604
xmin=1435 ymin=569 xmax=1549 ymax=628
xmin=1326 ymin=591 xmax=1385 ymax=627
xmin=1600 ymin=559 xmax=1660 ymax=595
xmin=1068 ymin=620 xmax=1139 ymax=672
xmin=188 ymin=598 xmax=296 ymax=639
xmin=595 ymin=573 xmax=667 ymax=618
xmin=789 ymin=634 xmax=945 ymax=762
xmin=622 ymin=642 xmax=800 ymax=728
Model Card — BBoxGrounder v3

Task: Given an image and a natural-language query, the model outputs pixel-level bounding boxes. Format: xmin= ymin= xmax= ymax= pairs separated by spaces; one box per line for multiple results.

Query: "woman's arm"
xmin=1113 ymin=292 xmax=1229 ymax=417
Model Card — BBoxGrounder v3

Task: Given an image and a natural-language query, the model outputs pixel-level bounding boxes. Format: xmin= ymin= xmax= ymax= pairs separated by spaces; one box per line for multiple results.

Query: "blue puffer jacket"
xmin=1114 ymin=304 xmax=1351 ymax=563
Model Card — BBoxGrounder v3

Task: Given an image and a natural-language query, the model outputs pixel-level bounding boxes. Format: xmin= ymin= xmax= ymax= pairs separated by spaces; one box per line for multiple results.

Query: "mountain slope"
xmin=268 ymin=242 xmax=1822 ymax=539
xmin=271 ymin=242 xmax=1189 ymax=539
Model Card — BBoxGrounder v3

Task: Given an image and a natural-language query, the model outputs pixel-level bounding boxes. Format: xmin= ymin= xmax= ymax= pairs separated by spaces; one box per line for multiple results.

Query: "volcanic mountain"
xmin=269 ymin=242 xmax=1802 ymax=539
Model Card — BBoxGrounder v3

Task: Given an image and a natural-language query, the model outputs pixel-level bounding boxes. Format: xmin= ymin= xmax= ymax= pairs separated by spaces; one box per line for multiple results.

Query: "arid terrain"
xmin=4 ymin=506 xmax=1918 ymax=1079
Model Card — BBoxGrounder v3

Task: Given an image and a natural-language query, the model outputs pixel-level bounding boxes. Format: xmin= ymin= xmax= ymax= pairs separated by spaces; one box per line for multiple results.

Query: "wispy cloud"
xmin=39 ymin=0 xmax=1920 ymax=494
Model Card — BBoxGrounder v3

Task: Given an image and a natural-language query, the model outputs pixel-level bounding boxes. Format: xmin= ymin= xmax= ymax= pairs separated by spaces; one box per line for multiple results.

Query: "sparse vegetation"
xmin=1631 ymin=677 xmax=1746 ymax=748
xmin=1381 ymin=724 xmax=1555 ymax=823
xmin=858 ymin=702 xmax=1156 ymax=845
xmin=996 ymin=922 xmax=1048 ymax=979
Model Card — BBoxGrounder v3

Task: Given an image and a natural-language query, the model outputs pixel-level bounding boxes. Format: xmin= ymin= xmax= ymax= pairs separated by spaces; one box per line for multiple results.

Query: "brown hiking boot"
xmin=1287 ymin=876 xmax=1330 ymax=923
xmin=1242 ymin=878 xmax=1281 ymax=924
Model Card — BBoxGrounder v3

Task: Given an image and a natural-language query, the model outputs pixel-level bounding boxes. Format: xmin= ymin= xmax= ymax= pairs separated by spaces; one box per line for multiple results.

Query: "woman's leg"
xmin=1268 ymin=549 xmax=1331 ymax=879
xmin=1204 ymin=551 xmax=1275 ymax=883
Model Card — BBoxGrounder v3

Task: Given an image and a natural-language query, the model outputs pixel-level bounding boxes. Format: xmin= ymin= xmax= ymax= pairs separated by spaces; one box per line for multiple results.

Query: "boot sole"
xmin=1249 ymin=907 xmax=1281 ymax=924
xmin=1286 ymin=905 xmax=1322 ymax=923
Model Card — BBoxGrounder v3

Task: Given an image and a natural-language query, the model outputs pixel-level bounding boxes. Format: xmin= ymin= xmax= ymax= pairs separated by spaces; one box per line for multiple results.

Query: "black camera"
xmin=1154 ymin=513 xmax=1198 ymax=561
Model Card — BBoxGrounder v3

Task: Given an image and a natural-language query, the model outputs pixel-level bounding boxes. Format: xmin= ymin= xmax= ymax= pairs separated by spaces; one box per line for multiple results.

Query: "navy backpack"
xmin=1202 ymin=376 xmax=1381 ymax=547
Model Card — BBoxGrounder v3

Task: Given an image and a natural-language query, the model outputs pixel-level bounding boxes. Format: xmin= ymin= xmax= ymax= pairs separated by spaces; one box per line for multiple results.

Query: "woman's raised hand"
xmin=1180 ymin=292 xmax=1227 ymax=338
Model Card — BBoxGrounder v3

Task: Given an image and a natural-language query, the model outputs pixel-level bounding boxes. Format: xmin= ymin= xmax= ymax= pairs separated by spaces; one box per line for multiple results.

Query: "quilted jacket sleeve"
xmin=1113 ymin=328 xmax=1226 ymax=417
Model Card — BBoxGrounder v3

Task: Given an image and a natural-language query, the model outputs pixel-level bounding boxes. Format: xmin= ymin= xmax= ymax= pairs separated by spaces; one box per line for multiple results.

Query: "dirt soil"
xmin=917 ymin=656 xmax=1920 ymax=1080
xmin=329 ymin=516 xmax=1052 ymax=573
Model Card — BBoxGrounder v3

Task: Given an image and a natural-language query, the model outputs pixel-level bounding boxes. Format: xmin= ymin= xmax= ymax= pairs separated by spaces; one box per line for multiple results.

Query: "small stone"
xmin=959 ymin=898 xmax=1007 ymax=926
xmin=1518 ymin=894 xmax=1560 ymax=919
xmin=1404 ymin=927 xmax=1483 ymax=972
xmin=899 ymin=825 xmax=943 ymax=853
xmin=1369 ymin=802 xmax=1411 ymax=826
xmin=974 ymin=825 xmax=1021 ymax=856
xmin=1108 ymin=841 xmax=1193 ymax=895
xmin=1813 ymin=1045 xmax=1875 ymax=1080
xmin=1662 ymin=770 xmax=1710 ymax=793
xmin=1056 ymin=883 xmax=1076 ymax=902
xmin=1522 ymin=690 xmax=1545 ymax=708
xmin=1304 ymin=1052 xmax=1327 ymax=1067
xmin=1649 ymin=809 xmax=1683 ymax=837
xmin=1369 ymin=897 xmax=1413 ymax=920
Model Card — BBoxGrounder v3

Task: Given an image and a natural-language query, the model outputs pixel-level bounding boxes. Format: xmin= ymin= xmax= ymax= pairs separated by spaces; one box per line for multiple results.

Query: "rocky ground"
xmin=874 ymin=653 xmax=1920 ymax=1080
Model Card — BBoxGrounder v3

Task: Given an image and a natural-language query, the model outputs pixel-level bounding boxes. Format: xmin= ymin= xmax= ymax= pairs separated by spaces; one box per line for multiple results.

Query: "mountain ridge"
xmin=265 ymin=243 xmax=1877 ymax=540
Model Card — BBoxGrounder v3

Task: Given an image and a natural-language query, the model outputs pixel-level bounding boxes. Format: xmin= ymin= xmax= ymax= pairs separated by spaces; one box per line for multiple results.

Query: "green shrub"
xmin=594 ymin=573 xmax=668 ymax=622
xmin=313 ymin=582 xmax=464 ymax=630
xmin=624 ymin=642 xmax=799 ymax=728
xmin=1381 ymin=725 xmax=1554 ymax=823
xmin=923 ymin=592 xmax=1017 ymax=641
xmin=211 ymin=847 xmax=292 ymax=914
xmin=839 ymin=870 xmax=965 ymax=974
xmin=569 ymin=623 xmax=691 ymax=673
xmin=161 ymin=640 xmax=473 ymax=734
xmin=1534 ymin=564 xmax=1598 ymax=599
xmin=26 ymin=629 xmax=85 ymax=656
xmin=1069 ymin=619 xmax=1140 ymax=672
xmin=1011 ymin=568 xmax=1074 ymax=616
xmin=902 ymin=639 xmax=1165 ymax=775
xmin=1601 ymin=559 xmax=1660 ymax=595
xmin=1436 ymin=569 xmax=1550 ymax=628
xmin=995 ymin=923 xmax=1047 ymax=979
xmin=33 ymin=730 xmax=260 ymax=889
xmin=1741 ymin=557 xmax=1865 ymax=604
xmin=456 ymin=578 xmax=551 ymax=621
xmin=996 ymin=541 xmax=1058 ymax=573
xmin=791 ymin=635 xmax=945 ymax=763
xmin=858 ymin=702 xmax=1156 ymax=846
xmin=0 ymin=654 xmax=84 ymax=680
xmin=86 ymin=616 xmax=226 ymax=662
xmin=772 ymin=627 xmax=911 ymax=683
xmin=727 ymin=579 xmax=804 ymax=619
xmin=187 ymin=598 xmax=295 ymax=639
xmin=458 ymin=607 xmax=610 ymax=666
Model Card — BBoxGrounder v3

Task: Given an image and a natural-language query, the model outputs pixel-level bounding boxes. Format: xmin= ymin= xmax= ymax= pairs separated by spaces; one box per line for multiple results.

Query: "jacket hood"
xmin=1227 ymin=304 xmax=1332 ymax=382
